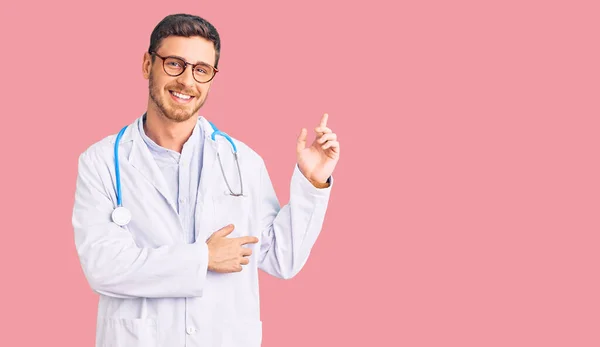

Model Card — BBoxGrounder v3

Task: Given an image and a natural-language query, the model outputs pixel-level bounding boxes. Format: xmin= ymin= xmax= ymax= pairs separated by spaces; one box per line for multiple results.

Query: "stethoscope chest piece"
xmin=112 ymin=206 xmax=132 ymax=226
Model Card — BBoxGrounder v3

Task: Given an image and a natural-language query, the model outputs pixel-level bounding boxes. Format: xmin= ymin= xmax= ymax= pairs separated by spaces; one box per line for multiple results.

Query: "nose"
xmin=176 ymin=64 xmax=196 ymax=88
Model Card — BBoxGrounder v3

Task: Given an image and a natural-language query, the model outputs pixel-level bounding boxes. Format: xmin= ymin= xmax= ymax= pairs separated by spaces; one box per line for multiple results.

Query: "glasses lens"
xmin=193 ymin=64 xmax=215 ymax=83
xmin=163 ymin=57 xmax=185 ymax=76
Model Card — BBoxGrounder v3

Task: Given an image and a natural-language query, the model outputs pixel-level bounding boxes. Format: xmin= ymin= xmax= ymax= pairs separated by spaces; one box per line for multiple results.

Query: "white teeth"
xmin=172 ymin=91 xmax=191 ymax=100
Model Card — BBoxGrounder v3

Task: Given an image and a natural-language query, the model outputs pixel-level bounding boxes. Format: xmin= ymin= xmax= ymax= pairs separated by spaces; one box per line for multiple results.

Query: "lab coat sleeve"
xmin=257 ymin=161 xmax=332 ymax=279
xmin=72 ymin=150 xmax=209 ymax=299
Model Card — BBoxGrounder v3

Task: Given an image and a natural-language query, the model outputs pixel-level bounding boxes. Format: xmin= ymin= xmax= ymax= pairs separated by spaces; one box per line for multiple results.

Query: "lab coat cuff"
xmin=293 ymin=164 xmax=333 ymax=197
xmin=192 ymin=241 xmax=210 ymax=296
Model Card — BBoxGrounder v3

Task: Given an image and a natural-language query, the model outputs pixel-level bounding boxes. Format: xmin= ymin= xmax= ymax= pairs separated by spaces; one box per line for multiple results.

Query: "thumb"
xmin=296 ymin=128 xmax=307 ymax=153
xmin=214 ymin=224 xmax=235 ymax=238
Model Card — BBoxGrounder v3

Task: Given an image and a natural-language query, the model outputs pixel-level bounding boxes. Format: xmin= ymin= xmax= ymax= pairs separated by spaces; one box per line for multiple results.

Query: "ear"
xmin=142 ymin=52 xmax=152 ymax=80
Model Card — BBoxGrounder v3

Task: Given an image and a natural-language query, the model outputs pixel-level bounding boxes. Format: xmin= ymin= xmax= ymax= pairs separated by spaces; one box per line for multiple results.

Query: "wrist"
xmin=309 ymin=177 xmax=330 ymax=188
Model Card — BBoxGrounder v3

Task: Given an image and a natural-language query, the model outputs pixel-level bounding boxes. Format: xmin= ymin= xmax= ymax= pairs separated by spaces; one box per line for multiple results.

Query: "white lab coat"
xmin=72 ymin=115 xmax=333 ymax=347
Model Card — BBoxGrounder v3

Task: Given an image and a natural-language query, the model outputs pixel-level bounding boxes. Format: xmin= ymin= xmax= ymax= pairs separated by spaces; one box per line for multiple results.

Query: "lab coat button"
xmin=186 ymin=327 xmax=196 ymax=335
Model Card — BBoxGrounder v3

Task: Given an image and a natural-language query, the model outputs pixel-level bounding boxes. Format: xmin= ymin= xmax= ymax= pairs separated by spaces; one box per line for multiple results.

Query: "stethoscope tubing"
xmin=111 ymin=119 xmax=243 ymax=226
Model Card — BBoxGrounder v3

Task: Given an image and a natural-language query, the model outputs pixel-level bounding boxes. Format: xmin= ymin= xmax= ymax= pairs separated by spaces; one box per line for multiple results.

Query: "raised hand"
xmin=296 ymin=113 xmax=340 ymax=186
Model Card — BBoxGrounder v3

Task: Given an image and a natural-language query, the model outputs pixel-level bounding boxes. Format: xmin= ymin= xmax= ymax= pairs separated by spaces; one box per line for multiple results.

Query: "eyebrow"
xmin=169 ymin=54 xmax=211 ymax=66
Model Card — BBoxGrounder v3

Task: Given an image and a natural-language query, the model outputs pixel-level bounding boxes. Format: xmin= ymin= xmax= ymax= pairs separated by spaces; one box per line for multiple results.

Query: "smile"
xmin=169 ymin=90 xmax=195 ymax=103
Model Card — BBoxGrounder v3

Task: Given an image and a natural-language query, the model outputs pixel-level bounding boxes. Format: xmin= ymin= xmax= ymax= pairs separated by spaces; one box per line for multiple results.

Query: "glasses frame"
xmin=149 ymin=51 xmax=219 ymax=83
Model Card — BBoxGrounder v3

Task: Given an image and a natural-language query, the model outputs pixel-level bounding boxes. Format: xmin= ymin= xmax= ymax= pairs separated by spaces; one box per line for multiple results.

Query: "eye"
xmin=167 ymin=61 xmax=182 ymax=68
xmin=195 ymin=67 xmax=208 ymax=75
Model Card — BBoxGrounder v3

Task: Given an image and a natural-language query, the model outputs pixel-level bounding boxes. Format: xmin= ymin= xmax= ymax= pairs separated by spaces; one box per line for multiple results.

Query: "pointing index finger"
xmin=239 ymin=236 xmax=259 ymax=245
xmin=320 ymin=113 xmax=328 ymax=128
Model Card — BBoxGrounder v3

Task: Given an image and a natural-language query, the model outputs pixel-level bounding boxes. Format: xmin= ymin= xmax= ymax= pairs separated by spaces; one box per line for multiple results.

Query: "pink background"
xmin=1 ymin=0 xmax=599 ymax=346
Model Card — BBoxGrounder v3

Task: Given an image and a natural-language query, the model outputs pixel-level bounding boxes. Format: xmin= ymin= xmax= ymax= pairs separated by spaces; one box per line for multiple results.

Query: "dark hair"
xmin=148 ymin=13 xmax=221 ymax=68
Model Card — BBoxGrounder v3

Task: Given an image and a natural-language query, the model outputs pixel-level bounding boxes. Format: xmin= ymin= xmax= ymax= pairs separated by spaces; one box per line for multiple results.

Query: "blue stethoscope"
xmin=111 ymin=120 xmax=244 ymax=227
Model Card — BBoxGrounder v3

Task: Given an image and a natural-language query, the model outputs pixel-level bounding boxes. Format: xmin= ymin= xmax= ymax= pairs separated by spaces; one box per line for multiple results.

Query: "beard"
xmin=148 ymin=71 xmax=207 ymax=123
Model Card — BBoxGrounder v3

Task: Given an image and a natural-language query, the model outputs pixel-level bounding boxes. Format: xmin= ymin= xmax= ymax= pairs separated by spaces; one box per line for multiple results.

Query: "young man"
xmin=72 ymin=13 xmax=339 ymax=347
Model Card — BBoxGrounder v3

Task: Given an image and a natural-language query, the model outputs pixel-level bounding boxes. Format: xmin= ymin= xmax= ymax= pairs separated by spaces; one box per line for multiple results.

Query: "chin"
xmin=165 ymin=109 xmax=196 ymax=123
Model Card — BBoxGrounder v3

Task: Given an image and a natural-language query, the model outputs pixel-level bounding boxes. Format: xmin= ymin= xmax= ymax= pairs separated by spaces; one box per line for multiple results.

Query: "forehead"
xmin=156 ymin=36 xmax=216 ymax=66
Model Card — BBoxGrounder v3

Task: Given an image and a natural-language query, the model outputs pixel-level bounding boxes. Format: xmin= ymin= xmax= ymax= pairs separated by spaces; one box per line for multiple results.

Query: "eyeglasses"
xmin=150 ymin=51 xmax=219 ymax=83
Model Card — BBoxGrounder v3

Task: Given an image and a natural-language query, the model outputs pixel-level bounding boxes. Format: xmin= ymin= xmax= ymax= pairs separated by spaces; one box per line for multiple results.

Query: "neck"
xmin=144 ymin=106 xmax=197 ymax=153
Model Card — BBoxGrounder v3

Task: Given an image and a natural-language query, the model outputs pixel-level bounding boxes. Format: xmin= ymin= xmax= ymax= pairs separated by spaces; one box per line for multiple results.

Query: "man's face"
xmin=143 ymin=36 xmax=217 ymax=122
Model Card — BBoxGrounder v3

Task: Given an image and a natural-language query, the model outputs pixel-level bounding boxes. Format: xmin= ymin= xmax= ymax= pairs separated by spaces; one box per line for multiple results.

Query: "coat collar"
xmin=112 ymin=113 xmax=227 ymax=214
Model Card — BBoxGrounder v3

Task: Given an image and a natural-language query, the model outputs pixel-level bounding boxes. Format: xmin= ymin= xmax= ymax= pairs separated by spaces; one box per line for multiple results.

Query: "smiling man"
xmin=72 ymin=13 xmax=340 ymax=347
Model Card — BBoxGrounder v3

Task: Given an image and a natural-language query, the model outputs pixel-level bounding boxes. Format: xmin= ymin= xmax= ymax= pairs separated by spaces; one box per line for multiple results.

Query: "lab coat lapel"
xmin=195 ymin=117 xmax=224 ymax=241
xmin=128 ymin=117 xmax=180 ymax=217
xmin=197 ymin=117 xmax=222 ymax=202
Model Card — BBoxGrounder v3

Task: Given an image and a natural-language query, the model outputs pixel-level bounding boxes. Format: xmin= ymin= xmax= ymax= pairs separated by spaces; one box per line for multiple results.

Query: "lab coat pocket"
xmin=225 ymin=319 xmax=263 ymax=347
xmin=99 ymin=317 xmax=158 ymax=347
xmin=212 ymin=193 xmax=252 ymax=238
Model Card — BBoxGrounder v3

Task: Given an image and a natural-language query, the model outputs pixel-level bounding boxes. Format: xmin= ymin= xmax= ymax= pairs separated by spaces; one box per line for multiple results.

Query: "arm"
xmin=72 ymin=150 xmax=209 ymax=299
xmin=257 ymin=161 xmax=333 ymax=279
